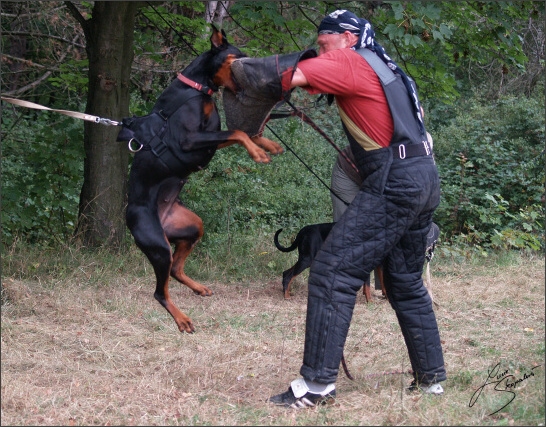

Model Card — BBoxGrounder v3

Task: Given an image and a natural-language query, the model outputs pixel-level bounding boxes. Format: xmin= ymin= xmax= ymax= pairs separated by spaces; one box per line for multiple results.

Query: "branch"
xmin=2 ymin=34 xmax=81 ymax=97
xmin=2 ymin=70 xmax=55 ymax=97
xmin=1 ymin=53 xmax=57 ymax=71
xmin=297 ymin=3 xmax=319 ymax=31
xmin=64 ymin=1 xmax=90 ymax=41
xmin=1 ymin=5 xmax=66 ymax=19
xmin=283 ymin=22 xmax=302 ymax=51
xmin=3 ymin=31 xmax=86 ymax=49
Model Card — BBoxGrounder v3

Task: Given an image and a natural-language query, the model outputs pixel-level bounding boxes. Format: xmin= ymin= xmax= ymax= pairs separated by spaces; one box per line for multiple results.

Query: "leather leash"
xmin=1 ymin=96 xmax=121 ymax=126
xmin=269 ymin=99 xmax=360 ymax=175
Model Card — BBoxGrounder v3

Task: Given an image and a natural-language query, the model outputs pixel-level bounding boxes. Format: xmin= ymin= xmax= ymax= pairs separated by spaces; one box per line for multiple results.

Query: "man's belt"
xmin=392 ymin=141 xmax=432 ymax=159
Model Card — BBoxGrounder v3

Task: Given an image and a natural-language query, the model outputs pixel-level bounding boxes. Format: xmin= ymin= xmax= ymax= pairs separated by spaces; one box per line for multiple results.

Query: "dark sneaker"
xmin=408 ymin=380 xmax=444 ymax=395
xmin=268 ymin=378 xmax=336 ymax=409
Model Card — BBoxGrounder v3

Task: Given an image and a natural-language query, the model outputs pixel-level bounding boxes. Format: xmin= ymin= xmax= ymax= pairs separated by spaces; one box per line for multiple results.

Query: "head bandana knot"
xmin=318 ymin=10 xmax=425 ymax=136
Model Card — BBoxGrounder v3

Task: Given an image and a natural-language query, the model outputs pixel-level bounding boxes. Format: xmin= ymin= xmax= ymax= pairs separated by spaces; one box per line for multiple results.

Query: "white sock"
xmin=305 ymin=379 xmax=335 ymax=394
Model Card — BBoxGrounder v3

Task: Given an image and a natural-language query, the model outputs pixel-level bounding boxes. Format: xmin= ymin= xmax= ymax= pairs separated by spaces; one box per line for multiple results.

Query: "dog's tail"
xmin=274 ymin=228 xmax=299 ymax=253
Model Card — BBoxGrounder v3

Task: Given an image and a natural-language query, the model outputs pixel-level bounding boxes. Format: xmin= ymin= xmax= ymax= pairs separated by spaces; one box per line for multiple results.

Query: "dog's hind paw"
xmin=177 ymin=318 xmax=195 ymax=334
xmin=190 ymin=284 xmax=213 ymax=296
xmin=165 ymin=305 xmax=196 ymax=333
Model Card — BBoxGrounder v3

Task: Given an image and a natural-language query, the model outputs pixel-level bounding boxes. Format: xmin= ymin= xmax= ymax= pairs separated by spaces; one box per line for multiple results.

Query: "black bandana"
xmin=318 ymin=10 xmax=425 ymax=136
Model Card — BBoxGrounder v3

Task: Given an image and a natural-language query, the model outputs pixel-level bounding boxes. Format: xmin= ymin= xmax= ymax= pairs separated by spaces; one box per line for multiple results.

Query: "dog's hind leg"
xmin=282 ymin=267 xmax=296 ymax=299
xmin=363 ymin=281 xmax=372 ymax=303
xmin=374 ymin=266 xmax=388 ymax=301
xmin=127 ymin=204 xmax=196 ymax=333
xmin=161 ymin=201 xmax=213 ymax=297
xmin=283 ymin=255 xmax=316 ymax=299
xmin=152 ymin=239 xmax=198 ymax=334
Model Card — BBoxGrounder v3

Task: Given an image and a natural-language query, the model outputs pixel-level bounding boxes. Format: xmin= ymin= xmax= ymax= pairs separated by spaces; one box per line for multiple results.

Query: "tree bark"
xmin=205 ymin=1 xmax=232 ymax=25
xmin=70 ymin=1 xmax=140 ymax=248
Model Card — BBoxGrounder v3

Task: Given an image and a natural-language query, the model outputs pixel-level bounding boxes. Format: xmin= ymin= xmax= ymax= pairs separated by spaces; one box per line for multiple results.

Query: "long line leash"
xmin=1 ymin=96 xmax=121 ymax=126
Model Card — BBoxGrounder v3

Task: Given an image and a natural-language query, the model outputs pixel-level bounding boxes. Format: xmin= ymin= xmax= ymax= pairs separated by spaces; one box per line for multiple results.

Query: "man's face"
xmin=316 ymin=32 xmax=356 ymax=55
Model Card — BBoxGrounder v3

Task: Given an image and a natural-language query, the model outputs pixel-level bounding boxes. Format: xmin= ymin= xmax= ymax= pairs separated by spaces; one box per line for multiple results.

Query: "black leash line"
xmin=284 ymin=98 xmax=360 ymax=175
xmin=265 ymin=123 xmax=352 ymax=207
xmin=267 ymin=97 xmax=363 ymax=207
xmin=145 ymin=1 xmax=199 ymax=56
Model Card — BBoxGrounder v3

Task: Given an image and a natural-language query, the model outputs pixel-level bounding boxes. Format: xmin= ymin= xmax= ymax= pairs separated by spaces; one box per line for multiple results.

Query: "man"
xmin=269 ymin=10 xmax=446 ymax=409
xmin=330 ymin=145 xmax=361 ymax=221
xmin=331 ymin=112 xmax=433 ymax=221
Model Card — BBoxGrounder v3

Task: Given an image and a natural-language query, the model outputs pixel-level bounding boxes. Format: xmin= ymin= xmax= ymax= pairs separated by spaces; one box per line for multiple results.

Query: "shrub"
xmin=431 ymin=94 xmax=544 ymax=252
xmin=1 ymin=108 xmax=84 ymax=247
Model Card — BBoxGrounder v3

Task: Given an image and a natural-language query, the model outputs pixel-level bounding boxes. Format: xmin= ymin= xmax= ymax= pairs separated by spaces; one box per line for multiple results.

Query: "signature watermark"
xmin=469 ymin=363 xmax=541 ymax=415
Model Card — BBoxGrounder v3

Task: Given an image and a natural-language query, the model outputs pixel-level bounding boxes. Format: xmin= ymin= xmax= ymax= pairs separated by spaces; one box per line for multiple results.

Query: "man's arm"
xmin=290 ymin=67 xmax=309 ymax=88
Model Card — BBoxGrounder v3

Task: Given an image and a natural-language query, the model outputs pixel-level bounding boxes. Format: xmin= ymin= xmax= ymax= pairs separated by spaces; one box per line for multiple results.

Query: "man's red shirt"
xmin=297 ymin=48 xmax=394 ymax=148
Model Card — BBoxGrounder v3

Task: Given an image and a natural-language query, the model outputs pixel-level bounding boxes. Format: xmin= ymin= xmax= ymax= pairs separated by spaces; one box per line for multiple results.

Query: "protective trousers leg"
xmin=383 ymin=223 xmax=446 ymax=384
xmin=300 ymin=153 xmax=445 ymax=384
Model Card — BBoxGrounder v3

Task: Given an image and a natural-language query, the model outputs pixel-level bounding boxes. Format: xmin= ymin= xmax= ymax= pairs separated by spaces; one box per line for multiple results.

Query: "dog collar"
xmin=177 ymin=73 xmax=214 ymax=96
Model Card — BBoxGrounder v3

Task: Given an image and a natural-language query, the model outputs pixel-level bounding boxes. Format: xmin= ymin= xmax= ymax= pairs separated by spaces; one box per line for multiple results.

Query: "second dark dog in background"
xmin=274 ymin=222 xmax=440 ymax=304
xmin=274 ymin=223 xmax=386 ymax=302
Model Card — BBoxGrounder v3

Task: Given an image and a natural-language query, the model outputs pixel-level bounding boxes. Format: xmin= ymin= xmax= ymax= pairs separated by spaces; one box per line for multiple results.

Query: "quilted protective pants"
xmin=300 ymin=147 xmax=446 ymax=385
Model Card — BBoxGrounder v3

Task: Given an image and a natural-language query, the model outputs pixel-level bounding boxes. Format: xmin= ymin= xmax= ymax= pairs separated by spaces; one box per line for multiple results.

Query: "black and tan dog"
xmin=120 ymin=27 xmax=283 ymax=334
xmin=275 ymin=222 xmax=440 ymax=301
xmin=274 ymin=223 xmax=386 ymax=302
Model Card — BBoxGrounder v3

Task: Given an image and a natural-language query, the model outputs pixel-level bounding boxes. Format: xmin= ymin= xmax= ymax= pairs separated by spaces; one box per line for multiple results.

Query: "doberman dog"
xmin=274 ymin=222 xmax=440 ymax=302
xmin=274 ymin=223 xmax=385 ymax=302
xmin=123 ymin=27 xmax=283 ymax=334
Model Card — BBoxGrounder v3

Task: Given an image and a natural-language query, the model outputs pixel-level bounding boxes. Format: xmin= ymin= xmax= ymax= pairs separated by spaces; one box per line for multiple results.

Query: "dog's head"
xmin=198 ymin=25 xmax=247 ymax=93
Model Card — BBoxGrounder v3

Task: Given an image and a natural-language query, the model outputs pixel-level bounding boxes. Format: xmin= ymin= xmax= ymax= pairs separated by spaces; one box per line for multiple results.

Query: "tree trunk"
xmin=74 ymin=1 xmax=139 ymax=248
xmin=205 ymin=1 xmax=232 ymax=25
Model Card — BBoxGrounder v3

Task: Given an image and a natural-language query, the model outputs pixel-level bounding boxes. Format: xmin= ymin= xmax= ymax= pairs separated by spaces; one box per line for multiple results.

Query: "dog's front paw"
xmin=252 ymin=136 xmax=284 ymax=155
xmin=248 ymin=146 xmax=272 ymax=163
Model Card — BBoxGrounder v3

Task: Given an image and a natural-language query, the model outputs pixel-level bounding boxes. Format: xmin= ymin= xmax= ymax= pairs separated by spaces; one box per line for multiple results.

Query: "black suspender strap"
xmin=355 ymin=48 xmax=396 ymax=85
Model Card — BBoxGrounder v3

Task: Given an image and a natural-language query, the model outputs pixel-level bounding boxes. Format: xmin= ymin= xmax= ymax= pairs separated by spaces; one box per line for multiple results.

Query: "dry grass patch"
xmin=1 ymin=250 xmax=544 ymax=426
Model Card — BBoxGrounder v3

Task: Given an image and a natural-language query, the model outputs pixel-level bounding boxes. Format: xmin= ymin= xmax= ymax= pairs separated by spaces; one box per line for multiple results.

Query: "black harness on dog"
xmin=117 ymin=74 xmax=216 ymax=173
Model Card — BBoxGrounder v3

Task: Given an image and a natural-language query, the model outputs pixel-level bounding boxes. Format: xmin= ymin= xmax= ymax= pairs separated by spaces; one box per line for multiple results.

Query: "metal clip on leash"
xmin=1 ymin=96 xmax=122 ymax=127
xmin=95 ymin=117 xmax=121 ymax=126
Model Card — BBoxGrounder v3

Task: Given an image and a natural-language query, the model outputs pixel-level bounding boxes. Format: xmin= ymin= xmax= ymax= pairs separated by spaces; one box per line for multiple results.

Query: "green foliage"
xmin=226 ymin=1 xmax=320 ymax=55
xmin=431 ymin=94 xmax=545 ymax=252
xmin=1 ymin=1 xmax=543 ymax=259
xmin=136 ymin=1 xmax=209 ymax=57
xmin=47 ymin=59 xmax=89 ymax=98
xmin=1 ymin=105 xmax=84 ymax=246
xmin=376 ymin=1 xmax=535 ymax=103
xmin=182 ymin=102 xmax=336 ymax=245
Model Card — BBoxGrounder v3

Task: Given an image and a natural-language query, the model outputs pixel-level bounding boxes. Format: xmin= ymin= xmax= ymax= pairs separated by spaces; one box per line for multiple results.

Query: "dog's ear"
xmin=210 ymin=24 xmax=228 ymax=49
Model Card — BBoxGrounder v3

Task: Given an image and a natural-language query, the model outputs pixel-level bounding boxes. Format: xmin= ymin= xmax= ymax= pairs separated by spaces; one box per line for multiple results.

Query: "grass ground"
xmin=1 ymin=246 xmax=544 ymax=426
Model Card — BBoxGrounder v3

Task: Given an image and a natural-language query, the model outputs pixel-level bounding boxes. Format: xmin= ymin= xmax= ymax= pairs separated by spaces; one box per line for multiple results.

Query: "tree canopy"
xmin=1 ymin=1 xmax=544 ymax=251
